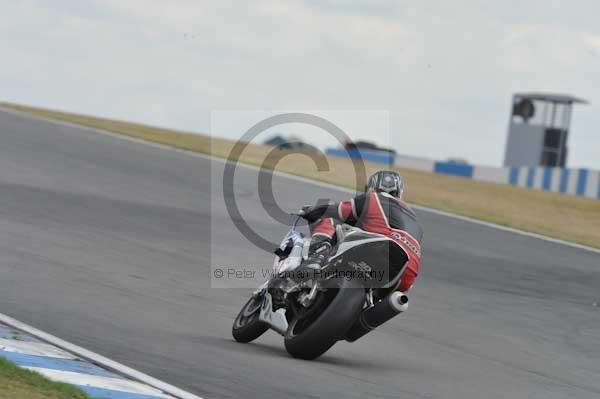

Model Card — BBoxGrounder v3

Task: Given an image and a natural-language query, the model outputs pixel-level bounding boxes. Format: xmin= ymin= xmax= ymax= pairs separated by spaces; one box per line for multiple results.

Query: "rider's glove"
xmin=299 ymin=204 xmax=328 ymax=223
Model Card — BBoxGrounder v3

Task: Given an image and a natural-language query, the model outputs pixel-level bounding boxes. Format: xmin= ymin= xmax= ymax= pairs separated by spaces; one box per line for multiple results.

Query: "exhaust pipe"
xmin=344 ymin=291 xmax=408 ymax=342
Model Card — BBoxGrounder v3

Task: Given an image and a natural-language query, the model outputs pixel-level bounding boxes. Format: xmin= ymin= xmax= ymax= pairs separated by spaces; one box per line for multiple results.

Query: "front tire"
xmin=232 ymin=295 xmax=269 ymax=343
xmin=284 ymin=277 xmax=365 ymax=360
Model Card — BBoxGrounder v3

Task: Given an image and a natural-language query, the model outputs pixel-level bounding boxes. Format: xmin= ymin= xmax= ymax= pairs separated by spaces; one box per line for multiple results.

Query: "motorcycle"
xmin=232 ymin=212 xmax=410 ymax=360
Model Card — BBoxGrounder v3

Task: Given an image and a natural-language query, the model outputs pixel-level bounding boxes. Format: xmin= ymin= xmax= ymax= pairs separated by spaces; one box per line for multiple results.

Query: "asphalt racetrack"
xmin=0 ymin=109 xmax=599 ymax=399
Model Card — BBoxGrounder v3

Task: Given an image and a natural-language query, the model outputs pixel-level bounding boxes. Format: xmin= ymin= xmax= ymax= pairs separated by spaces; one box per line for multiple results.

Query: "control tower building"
xmin=504 ymin=93 xmax=588 ymax=167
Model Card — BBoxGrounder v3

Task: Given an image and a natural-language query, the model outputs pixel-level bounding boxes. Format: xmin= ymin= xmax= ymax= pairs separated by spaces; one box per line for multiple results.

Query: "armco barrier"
xmin=434 ymin=162 xmax=474 ymax=178
xmin=326 ymin=147 xmax=600 ymax=200
xmin=325 ymin=148 xmax=395 ymax=165
xmin=508 ymin=166 xmax=600 ymax=199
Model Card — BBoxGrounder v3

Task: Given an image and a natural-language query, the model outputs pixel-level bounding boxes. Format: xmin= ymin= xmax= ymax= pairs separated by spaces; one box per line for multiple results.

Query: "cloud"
xmin=584 ymin=34 xmax=600 ymax=49
xmin=1 ymin=0 xmax=599 ymax=168
xmin=303 ymin=0 xmax=402 ymax=17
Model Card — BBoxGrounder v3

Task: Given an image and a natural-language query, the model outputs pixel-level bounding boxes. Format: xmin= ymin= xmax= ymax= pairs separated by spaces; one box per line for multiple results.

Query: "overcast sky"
xmin=1 ymin=0 xmax=599 ymax=168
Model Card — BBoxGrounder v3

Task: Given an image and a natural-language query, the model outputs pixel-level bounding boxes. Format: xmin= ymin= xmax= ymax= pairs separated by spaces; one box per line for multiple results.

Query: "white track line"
xmin=2 ymin=107 xmax=596 ymax=255
xmin=0 ymin=337 xmax=77 ymax=360
xmin=0 ymin=313 xmax=203 ymax=399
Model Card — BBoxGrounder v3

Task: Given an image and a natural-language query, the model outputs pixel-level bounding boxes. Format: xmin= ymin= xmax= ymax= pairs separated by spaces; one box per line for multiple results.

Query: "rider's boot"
xmin=303 ymin=235 xmax=333 ymax=270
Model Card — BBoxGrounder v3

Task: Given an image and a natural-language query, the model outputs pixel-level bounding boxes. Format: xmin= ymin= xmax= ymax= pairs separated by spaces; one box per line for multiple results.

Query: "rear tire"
xmin=284 ymin=277 xmax=365 ymax=360
xmin=232 ymin=295 xmax=269 ymax=343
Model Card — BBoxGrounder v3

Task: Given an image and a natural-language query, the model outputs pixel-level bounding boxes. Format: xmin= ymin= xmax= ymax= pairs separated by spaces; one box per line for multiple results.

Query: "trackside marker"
xmin=0 ymin=313 xmax=204 ymax=399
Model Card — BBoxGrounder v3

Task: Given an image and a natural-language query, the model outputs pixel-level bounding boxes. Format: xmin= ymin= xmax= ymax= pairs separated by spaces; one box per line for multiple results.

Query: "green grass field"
xmin=0 ymin=356 xmax=89 ymax=399
xmin=2 ymin=102 xmax=599 ymax=249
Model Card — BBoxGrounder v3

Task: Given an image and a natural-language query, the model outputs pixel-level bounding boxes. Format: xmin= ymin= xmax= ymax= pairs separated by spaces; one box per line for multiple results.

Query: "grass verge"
xmin=0 ymin=356 xmax=89 ymax=399
xmin=1 ymin=102 xmax=599 ymax=249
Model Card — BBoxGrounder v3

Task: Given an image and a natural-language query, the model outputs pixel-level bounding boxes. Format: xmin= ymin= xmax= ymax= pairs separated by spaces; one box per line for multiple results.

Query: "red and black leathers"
xmin=303 ymin=191 xmax=423 ymax=292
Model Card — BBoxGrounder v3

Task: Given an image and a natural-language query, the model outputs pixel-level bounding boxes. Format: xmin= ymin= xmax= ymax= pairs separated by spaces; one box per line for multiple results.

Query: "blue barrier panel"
xmin=598 ymin=174 xmax=600 ymax=199
xmin=325 ymin=148 xmax=395 ymax=165
xmin=433 ymin=162 xmax=474 ymax=178
xmin=576 ymin=169 xmax=588 ymax=196
xmin=542 ymin=168 xmax=553 ymax=190
xmin=559 ymin=169 xmax=569 ymax=193
xmin=509 ymin=167 xmax=519 ymax=185
xmin=526 ymin=167 xmax=535 ymax=188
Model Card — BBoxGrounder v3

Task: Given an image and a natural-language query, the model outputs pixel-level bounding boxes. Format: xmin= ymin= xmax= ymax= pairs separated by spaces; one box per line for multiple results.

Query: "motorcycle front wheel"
xmin=284 ymin=277 xmax=365 ymax=360
xmin=232 ymin=295 xmax=269 ymax=343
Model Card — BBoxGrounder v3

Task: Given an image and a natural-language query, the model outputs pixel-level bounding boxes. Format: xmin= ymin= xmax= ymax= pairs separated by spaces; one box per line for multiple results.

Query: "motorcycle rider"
xmin=300 ymin=170 xmax=422 ymax=292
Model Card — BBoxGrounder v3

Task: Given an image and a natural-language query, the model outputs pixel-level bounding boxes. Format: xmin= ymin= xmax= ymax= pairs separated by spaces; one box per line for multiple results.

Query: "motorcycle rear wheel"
xmin=232 ymin=295 xmax=269 ymax=343
xmin=284 ymin=277 xmax=364 ymax=360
